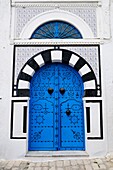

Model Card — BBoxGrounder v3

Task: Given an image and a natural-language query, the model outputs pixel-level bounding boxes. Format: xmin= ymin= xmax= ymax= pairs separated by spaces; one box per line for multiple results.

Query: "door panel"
xmin=29 ymin=65 xmax=58 ymax=150
xmin=28 ymin=63 xmax=85 ymax=151
xmin=58 ymin=64 xmax=85 ymax=150
xmin=60 ymin=100 xmax=84 ymax=150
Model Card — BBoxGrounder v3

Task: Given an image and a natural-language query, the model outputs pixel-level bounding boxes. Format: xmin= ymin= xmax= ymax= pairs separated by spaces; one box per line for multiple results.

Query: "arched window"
xmin=31 ymin=21 xmax=83 ymax=39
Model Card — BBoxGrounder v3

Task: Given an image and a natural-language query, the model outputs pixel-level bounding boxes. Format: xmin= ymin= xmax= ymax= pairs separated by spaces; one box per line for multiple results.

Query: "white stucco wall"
xmin=0 ymin=0 xmax=113 ymax=159
xmin=102 ymin=1 xmax=113 ymax=154
xmin=0 ymin=0 xmax=11 ymax=159
xmin=0 ymin=0 xmax=26 ymax=160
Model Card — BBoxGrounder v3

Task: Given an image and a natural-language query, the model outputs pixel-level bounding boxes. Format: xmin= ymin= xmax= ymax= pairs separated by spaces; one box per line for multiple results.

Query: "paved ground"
xmin=1 ymin=155 xmax=113 ymax=170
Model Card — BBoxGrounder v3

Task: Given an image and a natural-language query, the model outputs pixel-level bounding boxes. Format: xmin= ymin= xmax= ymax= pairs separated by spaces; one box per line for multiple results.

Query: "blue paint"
xmin=31 ymin=21 xmax=83 ymax=39
xmin=54 ymin=22 xmax=59 ymax=38
xmin=28 ymin=63 xmax=85 ymax=151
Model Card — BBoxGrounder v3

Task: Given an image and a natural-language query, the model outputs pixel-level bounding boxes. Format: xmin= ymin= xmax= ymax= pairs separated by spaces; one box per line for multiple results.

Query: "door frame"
xmin=16 ymin=48 xmax=97 ymax=154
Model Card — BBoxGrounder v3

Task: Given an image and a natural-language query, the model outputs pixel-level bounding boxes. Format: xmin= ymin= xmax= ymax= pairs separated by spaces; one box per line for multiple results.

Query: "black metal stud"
xmin=60 ymin=88 xmax=65 ymax=95
xmin=66 ymin=110 xmax=71 ymax=116
xmin=48 ymin=88 xmax=54 ymax=95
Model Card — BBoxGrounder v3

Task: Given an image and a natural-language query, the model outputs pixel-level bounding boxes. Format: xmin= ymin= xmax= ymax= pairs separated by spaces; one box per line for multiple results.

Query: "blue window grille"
xmin=31 ymin=21 xmax=83 ymax=39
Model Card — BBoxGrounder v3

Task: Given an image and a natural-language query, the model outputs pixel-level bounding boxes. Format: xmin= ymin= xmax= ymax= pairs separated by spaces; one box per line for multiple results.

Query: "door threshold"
xmin=26 ymin=151 xmax=89 ymax=157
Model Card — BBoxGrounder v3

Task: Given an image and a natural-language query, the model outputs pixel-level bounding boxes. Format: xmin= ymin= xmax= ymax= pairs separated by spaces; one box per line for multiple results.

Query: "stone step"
xmin=26 ymin=151 xmax=89 ymax=157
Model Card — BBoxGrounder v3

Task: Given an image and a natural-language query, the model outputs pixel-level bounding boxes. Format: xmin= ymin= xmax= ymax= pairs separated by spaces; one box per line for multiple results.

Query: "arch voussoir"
xmin=17 ymin=49 xmax=97 ymax=97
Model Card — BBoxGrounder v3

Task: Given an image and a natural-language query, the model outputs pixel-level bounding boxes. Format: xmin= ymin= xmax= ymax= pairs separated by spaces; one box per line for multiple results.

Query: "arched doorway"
xmin=28 ymin=63 xmax=85 ymax=151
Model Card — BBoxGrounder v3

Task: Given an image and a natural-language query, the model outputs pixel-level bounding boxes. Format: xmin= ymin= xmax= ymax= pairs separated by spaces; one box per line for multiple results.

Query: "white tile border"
xmin=34 ymin=54 xmax=45 ymax=67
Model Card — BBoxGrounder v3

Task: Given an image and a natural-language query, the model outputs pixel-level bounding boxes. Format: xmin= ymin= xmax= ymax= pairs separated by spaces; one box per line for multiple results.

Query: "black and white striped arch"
xmin=17 ymin=49 xmax=97 ymax=97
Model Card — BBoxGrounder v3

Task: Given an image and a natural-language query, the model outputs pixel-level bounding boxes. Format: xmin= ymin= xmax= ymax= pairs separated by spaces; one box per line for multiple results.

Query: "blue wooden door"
xmin=28 ymin=63 xmax=85 ymax=151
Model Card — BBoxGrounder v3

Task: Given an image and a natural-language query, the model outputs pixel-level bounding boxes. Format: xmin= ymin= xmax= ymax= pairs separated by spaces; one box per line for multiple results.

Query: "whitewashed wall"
xmin=0 ymin=0 xmax=12 ymax=159
xmin=102 ymin=1 xmax=113 ymax=154
xmin=0 ymin=0 xmax=26 ymax=160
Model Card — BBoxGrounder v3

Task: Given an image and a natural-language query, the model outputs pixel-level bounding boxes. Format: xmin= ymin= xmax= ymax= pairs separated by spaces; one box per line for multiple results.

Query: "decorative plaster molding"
xmin=19 ymin=10 xmax=94 ymax=39
xmin=12 ymin=3 xmax=98 ymax=38
xmin=12 ymin=0 xmax=100 ymax=4
xmin=98 ymin=0 xmax=111 ymax=39
xmin=97 ymin=1 xmax=102 ymax=7
xmin=102 ymin=5 xmax=111 ymax=39
xmin=12 ymin=2 xmax=98 ymax=7
xmin=12 ymin=39 xmax=101 ymax=45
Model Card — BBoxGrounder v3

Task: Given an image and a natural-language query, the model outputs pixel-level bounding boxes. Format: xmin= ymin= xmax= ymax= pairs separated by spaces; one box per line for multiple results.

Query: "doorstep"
xmin=26 ymin=151 xmax=89 ymax=157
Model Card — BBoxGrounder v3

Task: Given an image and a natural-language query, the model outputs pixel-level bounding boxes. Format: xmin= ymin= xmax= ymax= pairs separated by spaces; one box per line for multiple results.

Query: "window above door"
xmin=31 ymin=21 xmax=83 ymax=39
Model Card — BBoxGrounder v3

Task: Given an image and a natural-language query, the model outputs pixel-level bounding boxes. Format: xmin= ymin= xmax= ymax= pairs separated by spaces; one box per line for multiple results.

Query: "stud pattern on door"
xmin=28 ymin=63 xmax=85 ymax=151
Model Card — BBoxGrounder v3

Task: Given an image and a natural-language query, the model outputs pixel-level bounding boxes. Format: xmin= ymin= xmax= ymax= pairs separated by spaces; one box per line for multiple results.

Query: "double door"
xmin=28 ymin=63 xmax=85 ymax=151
